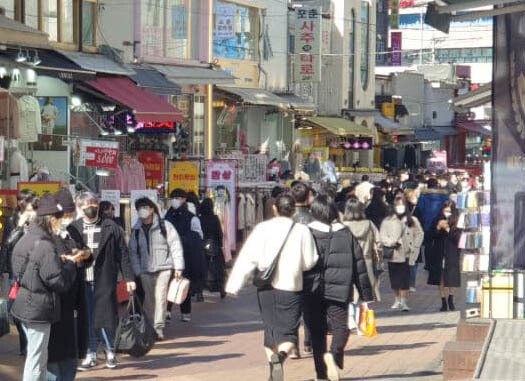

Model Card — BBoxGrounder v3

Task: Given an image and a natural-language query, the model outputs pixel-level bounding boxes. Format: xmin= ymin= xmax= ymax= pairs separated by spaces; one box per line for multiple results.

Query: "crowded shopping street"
xmin=1 ymin=0 xmax=524 ymax=381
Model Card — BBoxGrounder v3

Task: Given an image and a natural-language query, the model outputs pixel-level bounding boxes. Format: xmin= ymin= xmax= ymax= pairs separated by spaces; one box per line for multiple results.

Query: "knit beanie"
xmin=37 ymin=194 xmax=62 ymax=216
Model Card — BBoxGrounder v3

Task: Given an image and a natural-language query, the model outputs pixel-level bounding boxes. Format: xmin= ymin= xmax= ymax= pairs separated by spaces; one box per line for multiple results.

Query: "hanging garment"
xmin=256 ymin=193 xmax=265 ymax=223
xmin=245 ymin=193 xmax=256 ymax=229
xmin=9 ymin=150 xmax=29 ymax=189
xmin=18 ymin=95 xmax=41 ymax=143
xmin=99 ymin=165 xmax=124 ymax=193
xmin=237 ymin=193 xmax=246 ymax=231
xmin=121 ymin=159 xmax=147 ymax=193
xmin=0 ymin=93 xmax=20 ymax=139
xmin=214 ymin=194 xmax=232 ymax=263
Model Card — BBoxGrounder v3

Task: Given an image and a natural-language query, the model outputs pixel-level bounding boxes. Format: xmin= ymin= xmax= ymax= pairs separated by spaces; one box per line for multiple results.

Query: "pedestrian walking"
xmin=355 ymin=175 xmax=374 ymax=204
xmin=11 ymin=195 xmax=78 ymax=381
xmin=427 ymin=201 xmax=462 ymax=311
xmin=129 ymin=197 xmax=184 ymax=340
xmin=47 ymin=188 xmax=90 ymax=381
xmin=226 ymin=194 xmax=318 ymax=381
xmin=405 ymin=189 xmax=422 ymax=292
xmin=365 ymin=187 xmax=389 ymax=229
xmin=70 ymin=193 xmax=136 ymax=371
xmin=165 ymin=189 xmax=204 ymax=321
xmin=199 ymin=198 xmax=226 ymax=299
xmin=305 ymin=194 xmax=373 ymax=381
xmin=0 ymin=189 xmax=37 ymax=356
xmin=342 ymin=198 xmax=381 ymax=302
xmin=379 ymin=196 xmax=424 ymax=312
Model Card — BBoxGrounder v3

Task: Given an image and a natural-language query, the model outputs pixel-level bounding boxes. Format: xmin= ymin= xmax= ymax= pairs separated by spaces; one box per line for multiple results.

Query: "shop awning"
xmin=0 ymin=48 xmax=96 ymax=81
xmin=275 ymin=94 xmax=316 ymax=112
xmin=434 ymin=127 xmax=459 ymax=136
xmin=457 ymin=120 xmax=491 ymax=136
xmin=84 ymin=77 xmax=185 ymax=123
xmin=129 ymin=65 xmax=181 ymax=96
xmin=216 ymin=86 xmax=290 ymax=109
xmin=414 ymin=128 xmax=442 ymax=141
xmin=59 ymin=50 xmax=134 ymax=76
xmin=303 ymin=117 xmax=373 ymax=137
xmin=152 ymin=64 xmax=235 ymax=85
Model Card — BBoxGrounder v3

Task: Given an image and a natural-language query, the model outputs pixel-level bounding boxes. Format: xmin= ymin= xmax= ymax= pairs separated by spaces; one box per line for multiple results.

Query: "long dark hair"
xmin=391 ymin=195 xmax=415 ymax=228
xmin=439 ymin=200 xmax=459 ymax=229
xmin=311 ymin=194 xmax=339 ymax=224
xmin=200 ymin=198 xmax=215 ymax=216
xmin=343 ymin=198 xmax=366 ymax=221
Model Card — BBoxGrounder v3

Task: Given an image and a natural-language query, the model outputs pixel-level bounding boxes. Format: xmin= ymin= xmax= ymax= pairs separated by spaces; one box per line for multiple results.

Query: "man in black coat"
xmin=165 ymin=188 xmax=204 ymax=322
xmin=70 ymin=192 xmax=135 ymax=371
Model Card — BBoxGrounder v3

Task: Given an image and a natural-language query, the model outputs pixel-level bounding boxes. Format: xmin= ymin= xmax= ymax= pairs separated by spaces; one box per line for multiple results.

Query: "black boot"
xmin=448 ymin=295 xmax=456 ymax=311
xmin=440 ymin=297 xmax=448 ymax=312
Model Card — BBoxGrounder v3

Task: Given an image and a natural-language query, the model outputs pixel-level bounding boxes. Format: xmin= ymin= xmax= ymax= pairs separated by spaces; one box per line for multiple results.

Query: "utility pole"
xmin=420 ymin=7 xmax=424 ymax=65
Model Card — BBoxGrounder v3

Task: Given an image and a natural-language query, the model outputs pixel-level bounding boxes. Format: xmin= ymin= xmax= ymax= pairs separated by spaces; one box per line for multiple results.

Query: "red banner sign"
xmin=391 ymin=31 xmax=402 ymax=66
xmin=80 ymin=139 xmax=119 ymax=169
xmin=138 ymin=151 xmax=165 ymax=189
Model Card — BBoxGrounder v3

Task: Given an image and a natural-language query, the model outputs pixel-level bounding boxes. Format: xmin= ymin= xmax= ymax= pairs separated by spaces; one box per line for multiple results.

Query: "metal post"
xmin=420 ymin=8 xmax=424 ymax=65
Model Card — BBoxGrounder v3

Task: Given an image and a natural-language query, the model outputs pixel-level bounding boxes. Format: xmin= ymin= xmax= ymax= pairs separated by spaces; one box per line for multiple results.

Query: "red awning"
xmin=456 ymin=121 xmax=491 ymax=137
xmin=85 ymin=77 xmax=185 ymax=123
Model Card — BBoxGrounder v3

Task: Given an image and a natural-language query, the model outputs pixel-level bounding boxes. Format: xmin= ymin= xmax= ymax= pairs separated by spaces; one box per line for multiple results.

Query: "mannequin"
xmin=9 ymin=140 xmax=29 ymax=189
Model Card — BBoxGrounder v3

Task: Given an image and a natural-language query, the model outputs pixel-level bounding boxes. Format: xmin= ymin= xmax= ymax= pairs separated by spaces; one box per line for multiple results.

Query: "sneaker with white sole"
xmin=323 ymin=353 xmax=341 ymax=381
xmin=410 ymin=287 xmax=417 ymax=293
xmin=181 ymin=313 xmax=191 ymax=322
xmin=78 ymin=356 xmax=97 ymax=371
xmin=391 ymin=301 xmax=402 ymax=309
xmin=401 ymin=302 xmax=410 ymax=312
xmin=106 ymin=352 xmax=118 ymax=369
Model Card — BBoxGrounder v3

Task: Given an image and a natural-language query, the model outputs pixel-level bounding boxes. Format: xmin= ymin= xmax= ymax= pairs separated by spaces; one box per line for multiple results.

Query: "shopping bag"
xmin=167 ymin=277 xmax=190 ymax=305
xmin=114 ymin=294 xmax=156 ymax=358
xmin=347 ymin=303 xmax=358 ymax=330
xmin=358 ymin=304 xmax=368 ymax=333
xmin=8 ymin=281 xmax=20 ymax=301
xmin=0 ymin=298 xmax=10 ymax=338
xmin=363 ymin=309 xmax=378 ymax=338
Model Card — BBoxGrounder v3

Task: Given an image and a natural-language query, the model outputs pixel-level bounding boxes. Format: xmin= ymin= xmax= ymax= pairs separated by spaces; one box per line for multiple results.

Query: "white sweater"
xmin=225 ymin=217 xmax=319 ymax=294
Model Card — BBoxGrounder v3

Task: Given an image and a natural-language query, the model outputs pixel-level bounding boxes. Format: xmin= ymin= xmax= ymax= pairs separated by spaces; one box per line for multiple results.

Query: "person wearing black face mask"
xmin=69 ymin=193 xmax=135 ymax=371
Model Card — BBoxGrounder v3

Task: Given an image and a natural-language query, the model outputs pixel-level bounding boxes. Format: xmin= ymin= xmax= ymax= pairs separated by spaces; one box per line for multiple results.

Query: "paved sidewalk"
xmin=0 ymin=269 xmax=461 ymax=381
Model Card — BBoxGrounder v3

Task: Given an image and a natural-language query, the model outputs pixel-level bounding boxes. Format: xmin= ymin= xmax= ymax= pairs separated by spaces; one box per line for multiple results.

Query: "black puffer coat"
xmin=305 ymin=221 xmax=373 ymax=303
xmin=11 ymin=223 xmax=77 ymax=324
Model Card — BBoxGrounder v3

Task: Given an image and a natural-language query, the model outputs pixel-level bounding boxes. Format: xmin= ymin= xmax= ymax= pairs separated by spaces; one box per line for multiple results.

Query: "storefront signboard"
xmin=79 ymin=139 xmax=119 ymax=169
xmin=17 ymin=182 xmax=61 ymax=196
xmin=219 ymin=153 xmax=267 ymax=183
xmin=206 ymin=160 xmax=236 ymax=250
xmin=391 ymin=31 xmax=402 ymax=66
xmin=168 ymin=161 xmax=200 ymax=196
xmin=427 ymin=150 xmax=447 ymax=171
xmin=214 ymin=3 xmax=235 ymax=38
xmin=294 ymin=6 xmax=322 ymax=83
xmin=101 ymin=190 xmax=121 ymax=218
xmin=130 ymin=190 xmax=158 ymax=227
xmin=138 ymin=151 xmax=165 ymax=189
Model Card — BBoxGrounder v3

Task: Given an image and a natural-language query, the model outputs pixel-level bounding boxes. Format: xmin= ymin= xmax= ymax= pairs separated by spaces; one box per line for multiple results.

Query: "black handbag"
xmin=382 ymin=246 xmax=395 ymax=261
xmin=253 ymin=222 xmax=296 ymax=289
xmin=114 ymin=294 xmax=156 ymax=358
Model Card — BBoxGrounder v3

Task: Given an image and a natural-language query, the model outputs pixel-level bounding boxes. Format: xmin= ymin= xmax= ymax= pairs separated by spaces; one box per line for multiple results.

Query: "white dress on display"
xmin=9 ymin=149 xmax=29 ymax=189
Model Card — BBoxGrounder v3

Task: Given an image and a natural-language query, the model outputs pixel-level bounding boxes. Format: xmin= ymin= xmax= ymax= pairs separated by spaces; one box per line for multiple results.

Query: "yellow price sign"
xmin=168 ymin=162 xmax=200 ymax=196
xmin=17 ymin=182 xmax=62 ymax=197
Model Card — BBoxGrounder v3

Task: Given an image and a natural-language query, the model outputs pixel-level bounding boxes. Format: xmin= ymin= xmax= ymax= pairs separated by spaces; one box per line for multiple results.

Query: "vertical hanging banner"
xmin=138 ymin=151 xmax=165 ymax=189
xmin=168 ymin=161 xmax=200 ymax=196
xmin=391 ymin=31 xmax=402 ymax=66
xmin=294 ymin=6 xmax=322 ymax=83
xmin=390 ymin=0 xmax=400 ymax=29
xmin=492 ymin=11 xmax=525 ymax=270
xmin=206 ymin=161 xmax=237 ymax=250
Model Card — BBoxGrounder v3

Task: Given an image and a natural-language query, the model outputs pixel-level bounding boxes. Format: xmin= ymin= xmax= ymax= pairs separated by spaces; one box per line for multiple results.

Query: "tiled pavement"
xmin=0 ymin=269 xmax=461 ymax=381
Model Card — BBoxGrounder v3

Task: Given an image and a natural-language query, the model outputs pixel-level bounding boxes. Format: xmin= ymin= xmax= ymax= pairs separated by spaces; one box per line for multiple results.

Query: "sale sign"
xmin=168 ymin=161 xmax=199 ymax=196
xmin=138 ymin=151 xmax=165 ymax=189
xmin=79 ymin=139 xmax=119 ymax=169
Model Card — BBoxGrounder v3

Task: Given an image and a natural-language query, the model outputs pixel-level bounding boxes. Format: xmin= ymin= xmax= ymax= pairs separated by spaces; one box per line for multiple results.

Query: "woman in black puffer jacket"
xmin=304 ymin=194 xmax=373 ymax=381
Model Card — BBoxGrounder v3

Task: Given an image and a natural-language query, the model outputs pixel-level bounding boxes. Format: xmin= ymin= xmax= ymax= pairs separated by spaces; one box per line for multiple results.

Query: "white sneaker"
xmin=391 ymin=300 xmax=402 ymax=309
xmin=323 ymin=353 xmax=341 ymax=381
xmin=181 ymin=313 xmax=191 ymax=322
xmin=401 ymin=302 xmax=410 ymax=312
xmin=410 ymin=287 xmax=416 ymax=293
xmin=78 ymin=356 xmax=97 ymax=371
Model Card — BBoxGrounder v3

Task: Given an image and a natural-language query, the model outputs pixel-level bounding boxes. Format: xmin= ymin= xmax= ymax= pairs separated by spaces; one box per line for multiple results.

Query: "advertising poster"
xmin=130 ymin=190 xmax=158 ymax=228
xmin=492 ymin=11 xmax=525 ymax=269
xmin=101 ymin=190 xmax=121 ymax=218
xmin=294 ymin=6 xmax=322 ymax=83
xmin=138 ymin=151 xmax=165 ymax=189
xmin=214 ymin=3 xmax=235 ymax=38
xmin=391 ymin=31 xmax=402 ymax=66
xmin=206 ymin=160 xmax=236 ymax=250
xmin=168 ymin=161 xmax=200 ymax=196
xmin=17 ymin=182 xmax=61 ymax=197
xmin=79 ymin=139 xmax=119 ymax=169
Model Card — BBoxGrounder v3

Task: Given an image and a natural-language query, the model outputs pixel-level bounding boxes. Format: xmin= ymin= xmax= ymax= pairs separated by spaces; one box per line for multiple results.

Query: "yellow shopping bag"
xmin=363 ymin=309 xmax=378 ymax=338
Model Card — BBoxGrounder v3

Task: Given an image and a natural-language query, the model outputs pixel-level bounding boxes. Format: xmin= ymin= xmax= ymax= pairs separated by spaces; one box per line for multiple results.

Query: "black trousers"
xmin=303 ymin=295 xmax=349 ymax=379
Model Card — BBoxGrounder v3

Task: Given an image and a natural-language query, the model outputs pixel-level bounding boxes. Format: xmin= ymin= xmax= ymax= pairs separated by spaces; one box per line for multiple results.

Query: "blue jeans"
xmin=22 ymin=322 xmax=51 ymax=381
xmin=409 ymin=263 xmax=418 ymax=289
xmin=47 ymin=359 xmax=77 ymax=381
xmin=85 ymin=282 xmax=114 ymax=356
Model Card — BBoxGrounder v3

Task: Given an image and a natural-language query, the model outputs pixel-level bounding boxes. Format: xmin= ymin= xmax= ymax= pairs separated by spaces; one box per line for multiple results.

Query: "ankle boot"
xmin=448 ymin=295 xmax=455 ymax=311
xmin=440 ymin=297 xmax=448 ymax=312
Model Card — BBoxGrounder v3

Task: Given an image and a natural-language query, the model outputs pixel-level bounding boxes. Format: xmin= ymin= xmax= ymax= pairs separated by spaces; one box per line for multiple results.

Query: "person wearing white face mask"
xmin=379 ymin=196 xmax=423 ymax=312
xmin=427 ymin=201 xmax=462 ymax=312
xmin=129 ymin=197 xmax=184 ymax=340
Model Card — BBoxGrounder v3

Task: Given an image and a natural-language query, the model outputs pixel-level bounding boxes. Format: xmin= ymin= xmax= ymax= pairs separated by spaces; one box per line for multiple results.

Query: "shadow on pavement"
xmin=82 ymin=375 xmax=157 ymax=381
xmin=377 ymin=322 xmax=457 ymax=334
xmin=154 ymin=339 xmax=227 ymax=349
xmin=346 ymin=341 xmax=436 ymax=356
xmin=341 ymin=370 xmax=441 ymax=380
xmin=117 ymin=353 xmax=244 ymax=370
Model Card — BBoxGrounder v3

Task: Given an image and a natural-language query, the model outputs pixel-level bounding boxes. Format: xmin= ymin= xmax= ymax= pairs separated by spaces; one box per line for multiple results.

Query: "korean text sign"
xmin=138 ymin=151 xmax=165 ymax=189
xmin=206 ymin=161 xmax=236 ymax=250
xmin=17 ymin=182 xmax=61 ymax=197
xmin=79 ymin=139 xmax=119 ymax=169
xmin=168 ymin=161 xmax=199 ymax=196
xmin=294 ymin=6 xmax=322 ymax=83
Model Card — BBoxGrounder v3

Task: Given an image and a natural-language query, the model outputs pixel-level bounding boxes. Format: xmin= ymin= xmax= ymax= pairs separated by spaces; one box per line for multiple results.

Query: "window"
xmin=166 ymin=0 xmax=189 ymax=59
xmin=61 ymin=0 xmax=74 ymax=43
xmin=25 ymin=0 xmax=39 ymax=29
xmin=82 ymin=0 xmax=96 ymax=46
xmin=432 ymin=111 xmax=437 ymax=119
xmin=360 ymin=1 xmax=369 ymax=90
xmin=213 ymin=0 xmax=258 ymax=61
xmin=0 ymin=0 xmax=15 ymax=19
xmin=42 ymin=0 xmax=58 ymax=41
